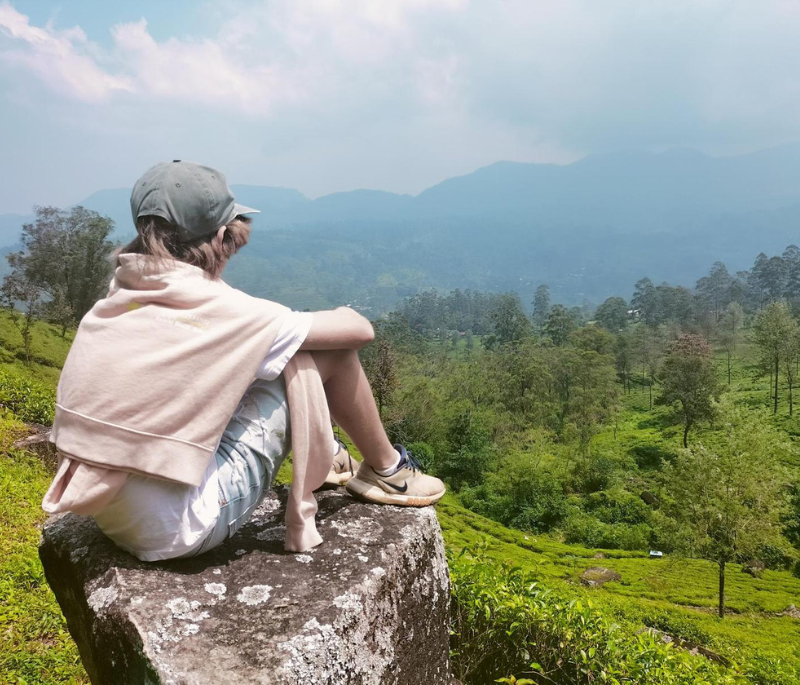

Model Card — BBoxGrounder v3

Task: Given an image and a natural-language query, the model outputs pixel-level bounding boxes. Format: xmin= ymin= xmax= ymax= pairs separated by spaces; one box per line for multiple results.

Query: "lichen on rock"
xmin=39 ymin=486 xmax=451 ymax=684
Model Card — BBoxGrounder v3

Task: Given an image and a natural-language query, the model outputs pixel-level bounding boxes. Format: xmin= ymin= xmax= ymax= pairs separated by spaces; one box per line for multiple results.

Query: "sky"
xmin=1 ymin=0 xmax=800 ymax=214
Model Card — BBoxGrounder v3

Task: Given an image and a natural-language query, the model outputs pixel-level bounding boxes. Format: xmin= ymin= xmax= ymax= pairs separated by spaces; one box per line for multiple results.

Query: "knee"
xmin=310 ymin=348 xmax=360 ymax=381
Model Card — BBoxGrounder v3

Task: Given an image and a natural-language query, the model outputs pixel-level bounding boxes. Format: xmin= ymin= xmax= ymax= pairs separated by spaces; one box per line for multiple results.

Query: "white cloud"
xmin=0 ymin=0 xmax=466 ymax=116
xmin=0 ymin=2 xmax=132 ymax=101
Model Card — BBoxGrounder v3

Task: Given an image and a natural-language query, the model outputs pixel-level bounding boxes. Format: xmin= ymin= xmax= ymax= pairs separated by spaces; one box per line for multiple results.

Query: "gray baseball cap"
xmin=130 ymin=160 xmax=260 ymax=242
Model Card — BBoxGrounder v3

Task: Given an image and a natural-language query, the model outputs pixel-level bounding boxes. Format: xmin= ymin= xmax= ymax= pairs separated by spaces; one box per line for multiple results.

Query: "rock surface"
xmin=40 ymin=486 xmax=451 ymax=685
xmin=580 ymin=566 xmax=621 ymax=587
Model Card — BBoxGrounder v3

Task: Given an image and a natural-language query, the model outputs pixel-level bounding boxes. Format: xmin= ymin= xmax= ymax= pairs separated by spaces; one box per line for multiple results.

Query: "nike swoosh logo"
xmin=383 ymin=480 xmax=408 ymax=493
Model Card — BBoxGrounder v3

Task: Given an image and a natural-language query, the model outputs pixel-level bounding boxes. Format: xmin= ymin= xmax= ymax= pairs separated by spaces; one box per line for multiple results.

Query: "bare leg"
xmin=310 ymin=349 xmax=398 ymax=471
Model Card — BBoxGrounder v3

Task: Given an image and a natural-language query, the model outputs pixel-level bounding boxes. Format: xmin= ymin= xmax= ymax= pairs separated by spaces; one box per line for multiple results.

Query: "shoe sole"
xmin=345 ymin=478 xmax=445 ymax=507
xmin=313 ymin=472 xmax=355 ymax=492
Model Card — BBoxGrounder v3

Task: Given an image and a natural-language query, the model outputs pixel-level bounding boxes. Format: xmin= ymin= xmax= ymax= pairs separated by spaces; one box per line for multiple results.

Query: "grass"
xmin=0 ymin=412 xmax=88 ymax=684
xmin=438 ymin=495 xmax=800 ymax=667
xmin=2 ymin=320 xmax=800 ymax=682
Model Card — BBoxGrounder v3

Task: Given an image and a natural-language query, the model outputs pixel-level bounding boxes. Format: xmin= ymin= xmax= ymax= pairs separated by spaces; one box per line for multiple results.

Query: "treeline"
xmin=363 ymin=245 xmax=800 ymax=617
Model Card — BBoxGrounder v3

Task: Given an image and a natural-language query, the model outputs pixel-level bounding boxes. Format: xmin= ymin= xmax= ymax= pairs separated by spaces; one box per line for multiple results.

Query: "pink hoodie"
xmin=43 ymin=254 xmax=333 ymax=552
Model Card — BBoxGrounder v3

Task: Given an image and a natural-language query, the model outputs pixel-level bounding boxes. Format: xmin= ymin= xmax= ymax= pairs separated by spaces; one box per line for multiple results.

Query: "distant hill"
xmin=3 ymin=143 xmax=800 ymax=312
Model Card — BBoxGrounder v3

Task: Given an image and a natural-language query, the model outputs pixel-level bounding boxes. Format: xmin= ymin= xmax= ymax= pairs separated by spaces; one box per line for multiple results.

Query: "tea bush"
xmin=0 ymin=369 xmax=55 ymax=425
xmin=449 ymin=547 xmax=800 ymax=685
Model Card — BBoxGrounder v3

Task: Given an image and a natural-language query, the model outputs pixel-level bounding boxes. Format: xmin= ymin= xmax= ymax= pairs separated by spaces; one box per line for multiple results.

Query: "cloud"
xmin=0 ymin=3 xmax=132 ymax=101
xmin=2 ymin=0 xmax=800 ymax=212
xmin=0 ymin=0 xmax=466 ymax=116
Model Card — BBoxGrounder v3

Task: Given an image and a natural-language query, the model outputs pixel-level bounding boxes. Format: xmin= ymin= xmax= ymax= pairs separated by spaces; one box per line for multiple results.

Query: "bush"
xmin=571 ymin=452 xmax=617 ymax=493
xmin=562 ymin=512 xmax=651 ymax=551
xmin=460 ymin=458 xmax=568 ymax=533
xmin=449 ymin=547 xmax=753 ymax=684
xmin=0 ymin=369 xmax=55 ymax=425
xmin=406 ymin=441 xmax=434 ymax=471
xmin=582 ymin=488 xmax=652 ymax=525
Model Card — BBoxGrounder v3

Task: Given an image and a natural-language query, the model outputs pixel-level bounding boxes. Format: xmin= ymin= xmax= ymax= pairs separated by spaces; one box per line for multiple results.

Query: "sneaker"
xmin=345 ymin=444 xmax=446 ymax=506
xmin=323 ymin=439 xmax=360 ymax=487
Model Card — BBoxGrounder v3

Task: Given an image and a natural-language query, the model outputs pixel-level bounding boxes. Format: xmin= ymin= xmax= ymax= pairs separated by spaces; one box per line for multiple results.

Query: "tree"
xmin=695 ymin=261 xmax=733 ymax=322
xmin=544 ymin=304 xmax=576 ymax=346
xmin=658 ymin=334 xmax=722 ymax=447
xmin=664 ymin=402 xmax=790 ymax=618
xmin=783 ymin=245 xmax=800 ymax=300
xmin=631 ymin=277 xmax=659 ymax=326
xmin=483 ymin=293 xmax=531 ymax=349
xmin=719 ymin=302 xmax=744 ymax=386
xmin=614 ymin=329 xmax=635 ymax=394
xmin=594 ymin=296 xmax=628 ymax=333
xmin=753 ymin=302 xmax=798 ymax=414
xmin=12 ymin=205 xmax=116 ymax=334
xmin=783 ymin=331 xmax=800 ymax=417
xmin=632 ymin=325 xmax=665 ymax=410
xmin=531 ymin=284 xmax=550 ymax=331
xmin=1 ymin=264 xmax=44 ymax=365
xmin=362 ymin=338 xmax=398 ymax=419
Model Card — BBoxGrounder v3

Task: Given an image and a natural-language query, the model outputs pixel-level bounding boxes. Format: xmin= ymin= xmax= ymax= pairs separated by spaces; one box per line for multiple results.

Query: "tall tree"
xmin=484 ymin=293 xmax=531 ymax=349
xmin=751 ymin=252 xmax=769 ymax=309
xmin=594 ymin=296 xmax=628 ymax=333
xmin=531 ymin=284 xmax=551 ymax=331
xmin=614 ymin=329 xmax=635 ymax=394
xmin=753 ymin=302 xmax=798 ymax=414
xmin=719 ymin=302 xmax=744 ymax=386
xmin=11 ymin=205 xmax=116 ymax=334
xmin=664 ymin=402 xmax=790 ymax=618
xmin=631 ymin=277 xmax=659 ymax=326
xmin=783 ymin=245 xmax=800 ymax=300
xmin=632 ymin=325 xmax=665 ymax=409
xmin=783 ymin=332 xmax=800 ymax=417
xmin=366 ymin=339 xmax=398 ymax=419
xmin=544 ymin=304 xmax=576 ymax=347
xmin=695 ymin=261 xmax=733 ymax=322
xmin=658 ymin=334 xmax=721 ymax=447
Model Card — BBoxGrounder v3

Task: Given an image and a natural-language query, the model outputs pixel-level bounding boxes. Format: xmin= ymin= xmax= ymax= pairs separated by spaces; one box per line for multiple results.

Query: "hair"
xmin=118 ymin=215 xmax=252 ymax=279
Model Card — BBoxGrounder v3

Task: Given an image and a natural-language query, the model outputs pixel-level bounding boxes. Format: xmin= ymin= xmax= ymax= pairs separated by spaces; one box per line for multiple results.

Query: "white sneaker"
xmin=346 ymin=445 xmax=446 ymax=506
xmin=324 ymin=440 xmax=360 ymax=487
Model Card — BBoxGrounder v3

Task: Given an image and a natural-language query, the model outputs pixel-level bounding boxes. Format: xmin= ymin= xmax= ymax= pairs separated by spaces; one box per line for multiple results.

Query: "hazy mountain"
xmin=3 ymin=143 xmax=800 ymax=312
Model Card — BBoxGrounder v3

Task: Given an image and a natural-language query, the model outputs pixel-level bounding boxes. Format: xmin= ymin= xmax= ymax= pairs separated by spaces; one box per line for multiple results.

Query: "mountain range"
xmin=3 ymin=144 xmax=800 ymax=313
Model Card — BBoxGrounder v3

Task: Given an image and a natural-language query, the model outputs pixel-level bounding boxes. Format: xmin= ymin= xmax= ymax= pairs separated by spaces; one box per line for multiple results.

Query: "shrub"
xmin=562 ymin=512 xmax=651 ymax=551
xmin=460 ymin=460 xmax=568 ymax=533
xmin=0 ymin=369 xmax=55 ymax=425
xmin=449 ymin=547 xmax=753 ymax=684
xmin=582 ymin=488 xmax=652 ymax=525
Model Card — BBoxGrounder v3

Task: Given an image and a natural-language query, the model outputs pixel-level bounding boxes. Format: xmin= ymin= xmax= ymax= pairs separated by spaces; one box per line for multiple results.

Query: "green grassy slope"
xmin=3 ymin=317 xmax=800 ymax=682
xmin=438 ymin=494 xmax=800 ymax=673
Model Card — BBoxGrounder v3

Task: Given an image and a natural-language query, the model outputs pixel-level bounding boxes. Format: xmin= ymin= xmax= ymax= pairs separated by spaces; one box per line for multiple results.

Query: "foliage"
xmin=662 ymin=401 xmax=792 ymax=617
xmin=595 ymin=296 xmax=629 ymax=333
xmin=658 ymin=334 xmax=722 ymax=447
xmin=753 ymin=302 xmax=799 ymax=414
xmin=1 ymin=265 xmax=44 ymax=365
xmin=0 ymin=429 xmax=88 ymax=683
xmin=450 ymin=547 xmax=744 ymax=685
xmin=531 ymin=284 xmax=550 ymax=331
xmin=362 ymin=337 xmax=398 ymax=418
xmin=10 ymin=205 xmax=117 ymax=332
xmin=0 ymin=369 xmax=55 ymax=424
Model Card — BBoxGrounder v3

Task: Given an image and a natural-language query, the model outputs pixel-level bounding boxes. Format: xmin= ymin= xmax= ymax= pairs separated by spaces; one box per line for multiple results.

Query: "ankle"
xmin=374 ymin=447 xmax=402 ymax=476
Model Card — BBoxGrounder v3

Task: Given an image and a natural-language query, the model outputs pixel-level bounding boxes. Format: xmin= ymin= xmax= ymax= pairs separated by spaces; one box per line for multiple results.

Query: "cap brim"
xmin=233 ymin=203 xmax=260 ymax=216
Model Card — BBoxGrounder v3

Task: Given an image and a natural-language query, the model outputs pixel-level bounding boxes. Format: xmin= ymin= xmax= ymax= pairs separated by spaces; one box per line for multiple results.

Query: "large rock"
xmin=579 ymin=566 xmax=621 ymax=587
xmin=39 ymin=486 xmax=451 ymax=685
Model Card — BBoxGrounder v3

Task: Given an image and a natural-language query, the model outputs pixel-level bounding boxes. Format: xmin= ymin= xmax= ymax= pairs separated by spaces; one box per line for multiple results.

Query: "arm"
xmin=299 ymin=306 xmax=375 ymax=351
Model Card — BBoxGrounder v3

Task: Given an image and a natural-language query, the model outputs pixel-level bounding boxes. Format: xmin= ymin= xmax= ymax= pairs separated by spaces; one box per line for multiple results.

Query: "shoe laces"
xmin=402 ymin=448 xmax=422 ymax=473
